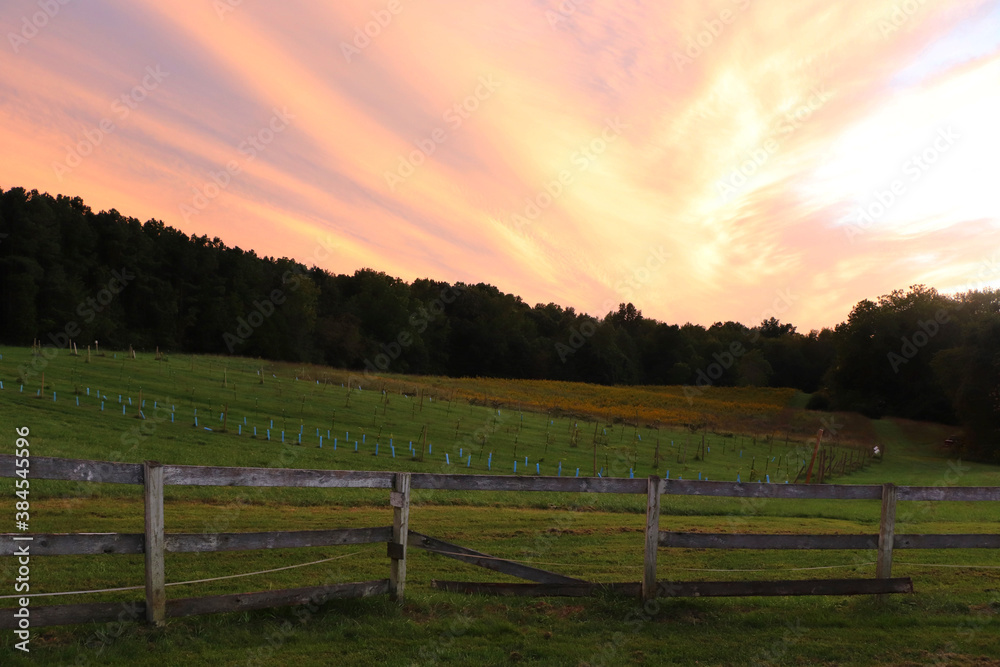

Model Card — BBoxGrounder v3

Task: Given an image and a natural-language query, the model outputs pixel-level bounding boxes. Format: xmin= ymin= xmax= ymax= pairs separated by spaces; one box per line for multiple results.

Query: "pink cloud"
xmin=1 ymin=0 xmax=997 ymax=331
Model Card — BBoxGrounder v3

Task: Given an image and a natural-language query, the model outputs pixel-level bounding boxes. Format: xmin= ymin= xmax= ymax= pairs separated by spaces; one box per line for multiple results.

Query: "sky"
xmin=2 ymin=0 xmax=999 ymax=331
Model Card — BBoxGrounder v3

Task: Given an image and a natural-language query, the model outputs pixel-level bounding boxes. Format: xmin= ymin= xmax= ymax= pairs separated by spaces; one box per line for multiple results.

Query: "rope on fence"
xmin=163 ymin=549 xmax=368 ymax=587
xmin=0 ymin=549 xmax=369 ymax=600
xmin=0 ymin=584 xmax=144 ymax=600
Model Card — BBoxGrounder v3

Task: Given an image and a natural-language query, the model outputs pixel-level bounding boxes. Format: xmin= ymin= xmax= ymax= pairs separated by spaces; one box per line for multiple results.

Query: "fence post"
xmin=876 ymin=482 xmax=897 ymax=597
xmin=143 ymin=460 xmax=166 ymax=626
xmin=643 ymin=475 xmax=661 ymax=601
xmin=389 ymin=472 xmax=411 ymax=602
xmin=805 ymin=428 xmax=824 ymax=483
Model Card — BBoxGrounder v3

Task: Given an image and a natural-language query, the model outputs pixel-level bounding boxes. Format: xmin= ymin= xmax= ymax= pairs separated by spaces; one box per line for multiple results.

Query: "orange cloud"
xmin=1 ymin=0 xmax=997 ymax=331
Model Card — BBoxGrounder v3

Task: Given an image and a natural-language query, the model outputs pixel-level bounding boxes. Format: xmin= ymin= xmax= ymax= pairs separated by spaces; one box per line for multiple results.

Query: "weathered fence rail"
xmin=0 ymin=527 xmax=394 ymax=556
xmin=2 ymin=455 xmax=998 ymax=628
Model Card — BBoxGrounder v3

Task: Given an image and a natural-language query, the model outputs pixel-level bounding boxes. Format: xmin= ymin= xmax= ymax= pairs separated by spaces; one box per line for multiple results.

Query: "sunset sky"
xmin=2 ymin=0 xmax=999 ymax=331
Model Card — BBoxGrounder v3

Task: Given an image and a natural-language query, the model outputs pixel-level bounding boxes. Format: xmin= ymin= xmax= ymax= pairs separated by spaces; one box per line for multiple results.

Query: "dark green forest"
xmin=1 ymin=187 xmax=998 ymax=460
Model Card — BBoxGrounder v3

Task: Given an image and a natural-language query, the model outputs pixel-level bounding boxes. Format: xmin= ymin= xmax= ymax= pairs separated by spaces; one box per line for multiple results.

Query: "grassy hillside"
xmin=1 ymin=346 xmax=999 ymax=666
xmin=0 ymin=347 xmax=880 ymax=483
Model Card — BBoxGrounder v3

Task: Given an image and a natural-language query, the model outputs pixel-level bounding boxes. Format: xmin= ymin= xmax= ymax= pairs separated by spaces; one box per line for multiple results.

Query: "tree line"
xmin=1 ymin=187 xmax=997 ymax=460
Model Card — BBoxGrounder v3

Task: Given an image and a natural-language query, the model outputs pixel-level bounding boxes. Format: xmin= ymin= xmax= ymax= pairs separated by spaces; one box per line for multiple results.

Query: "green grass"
xmin=0 ymin=348 xmax=916 ymax=486
xmin=1 ymin=346 xmax=999 ymax=665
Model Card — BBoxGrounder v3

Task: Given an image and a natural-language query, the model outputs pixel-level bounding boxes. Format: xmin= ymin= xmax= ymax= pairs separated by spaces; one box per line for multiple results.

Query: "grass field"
xmin=1 ymin=346 xmax=999 ymax=666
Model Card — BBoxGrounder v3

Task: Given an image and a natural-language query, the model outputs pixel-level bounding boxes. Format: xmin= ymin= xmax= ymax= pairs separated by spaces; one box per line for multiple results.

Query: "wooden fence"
xmin=3 ymin=455 xmax=1000 ymax=628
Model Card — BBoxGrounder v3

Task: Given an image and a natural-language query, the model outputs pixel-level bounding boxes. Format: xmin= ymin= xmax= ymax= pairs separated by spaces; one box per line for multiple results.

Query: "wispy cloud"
xmin=1 ymin=0 xmax=997 ymax=330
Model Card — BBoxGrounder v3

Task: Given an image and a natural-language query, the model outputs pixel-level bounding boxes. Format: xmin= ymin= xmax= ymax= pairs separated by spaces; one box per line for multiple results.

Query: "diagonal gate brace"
xmin=408 ymin=531 xmax=586 ymax=584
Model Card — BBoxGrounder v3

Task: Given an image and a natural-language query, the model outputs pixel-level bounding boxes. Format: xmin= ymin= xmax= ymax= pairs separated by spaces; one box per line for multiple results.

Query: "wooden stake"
xmin=592 ymin=433 xmax=597 ymax=478
xmin=805 ymin=428 xmax=824 ymax=484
